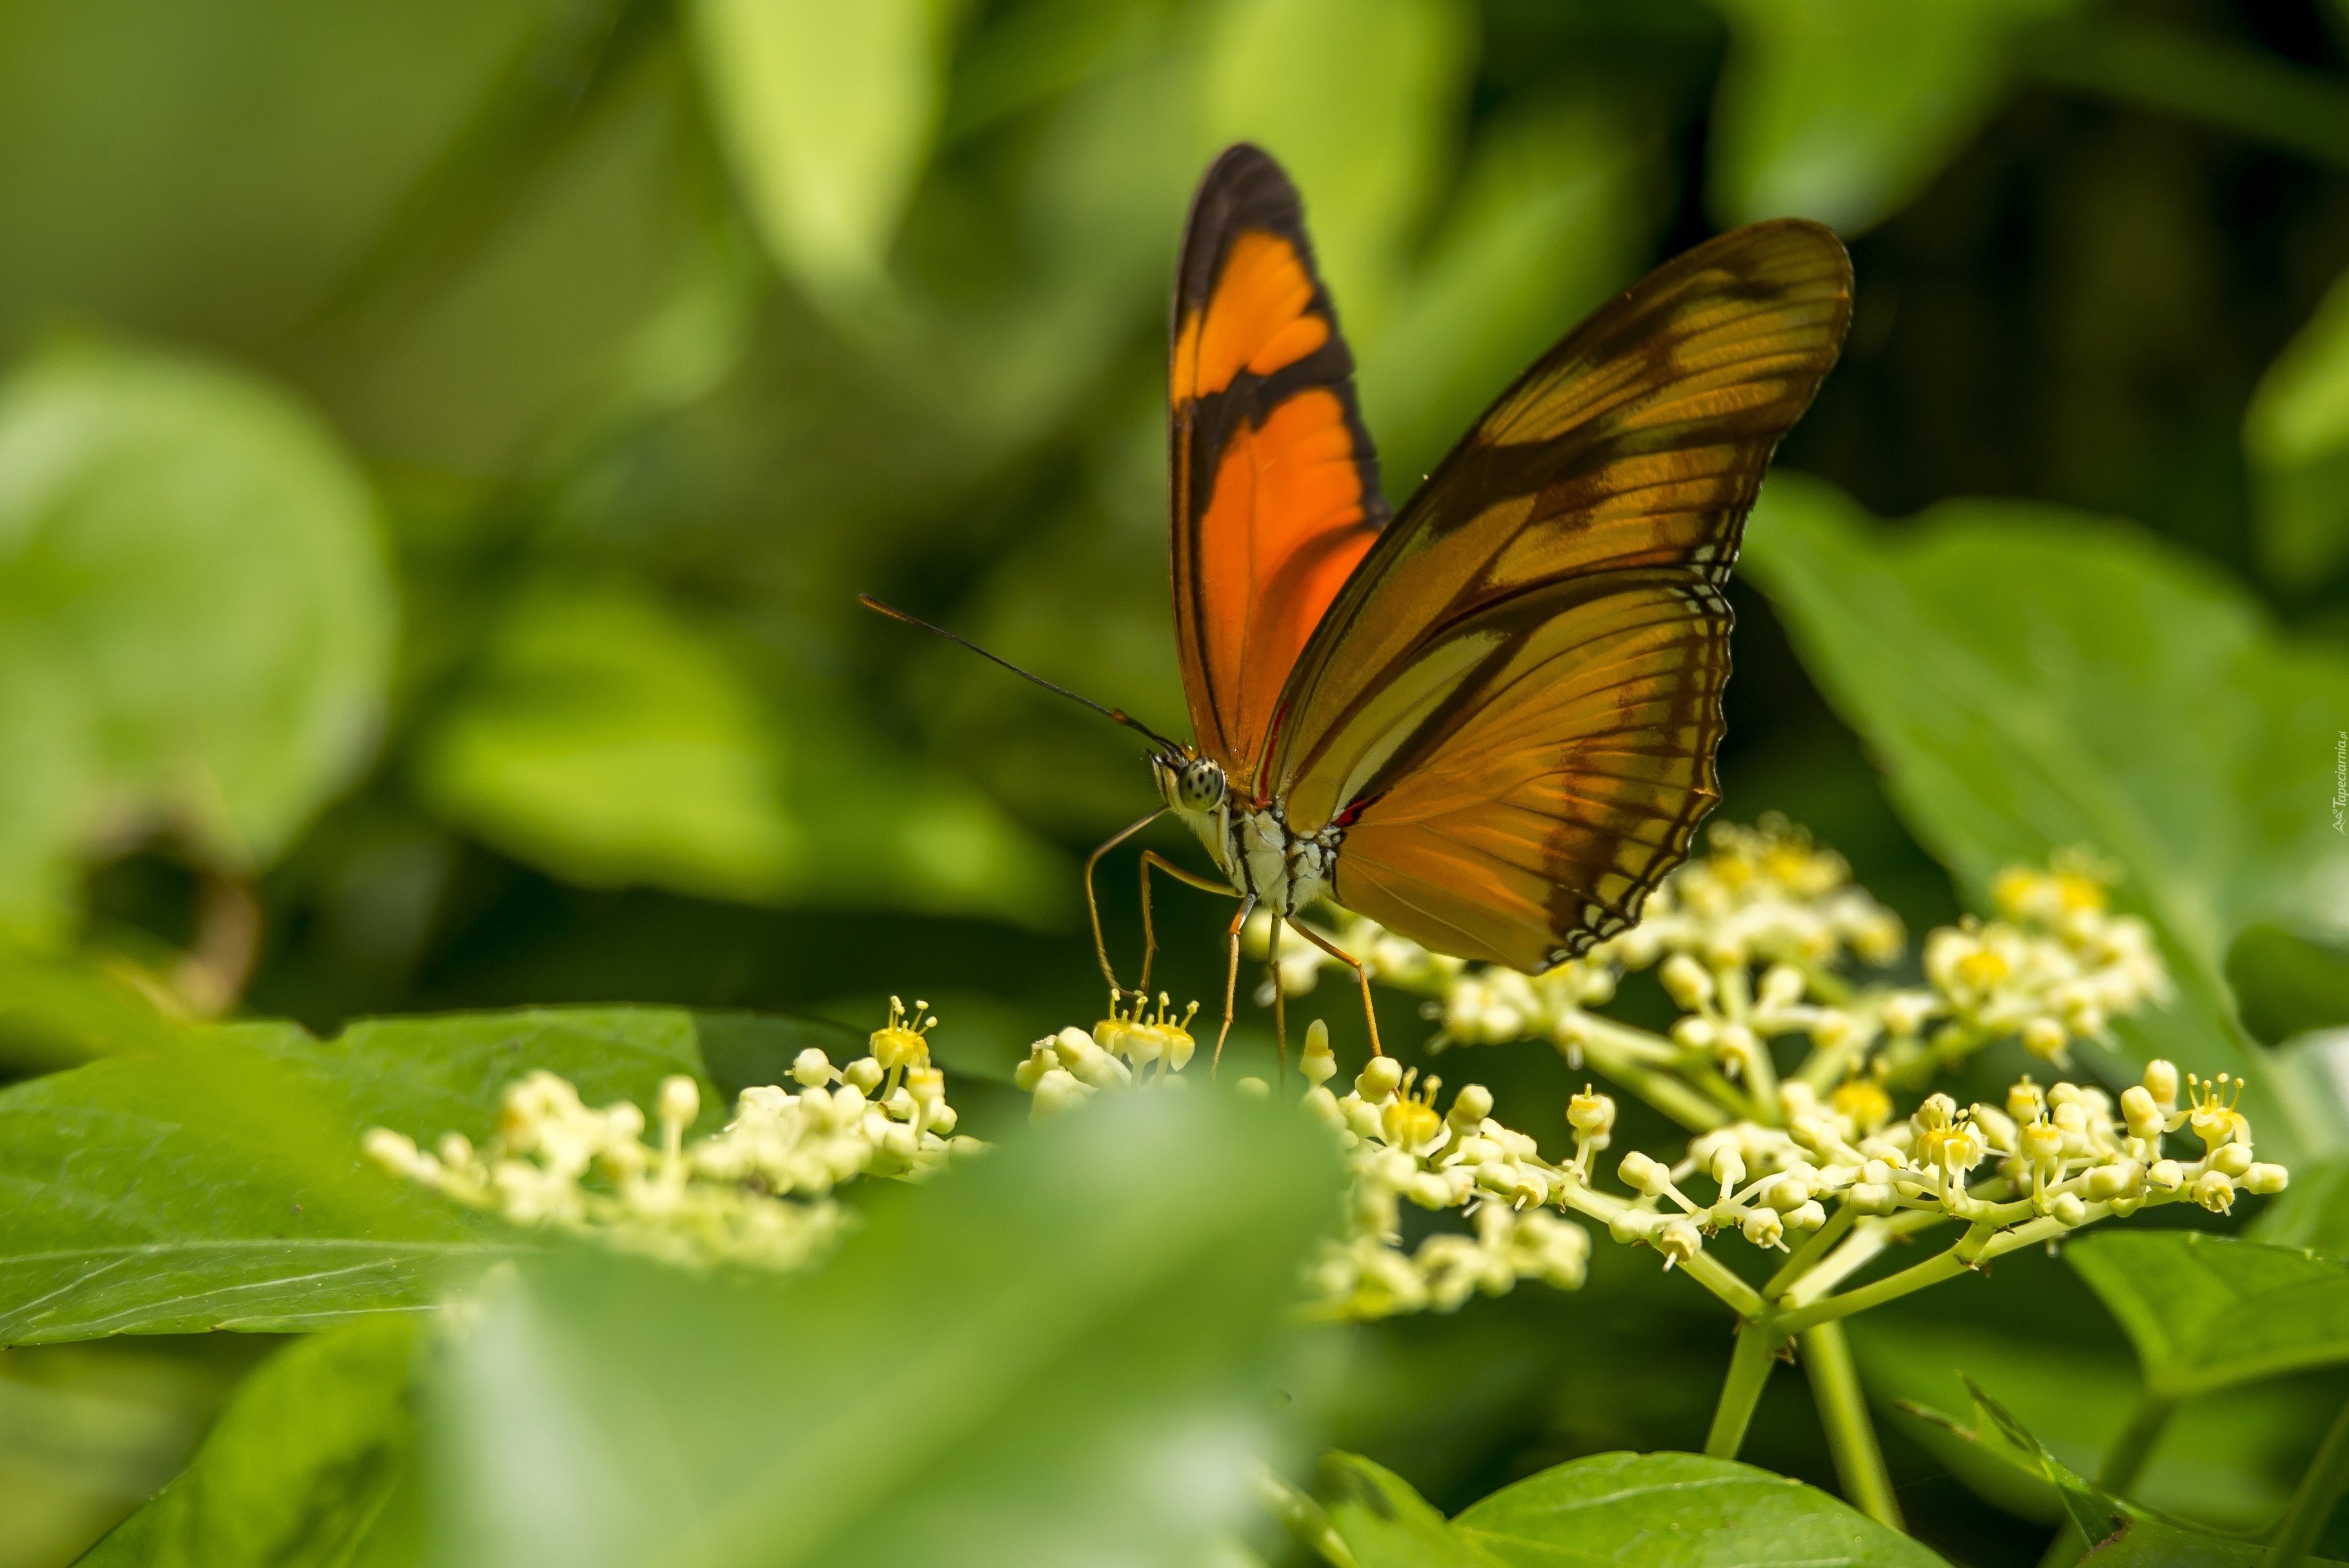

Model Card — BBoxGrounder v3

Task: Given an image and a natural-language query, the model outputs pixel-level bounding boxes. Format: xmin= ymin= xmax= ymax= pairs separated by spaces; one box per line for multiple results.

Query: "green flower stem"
xmin=1680 ymin=1250 xmax=1765 ymax=1320
xmin=2097 ymin=1390 xmax=2177 ymax=1498
xmin=1775 ymin=1222 xmax=1997 ymax=1334
xmin=1782 ymin=1211 xmax=1950 ymax=1309
xmin=1802 ymin=1320 xmax=1903 ymax=1531
xmin=2263 ymin=1391 xmax=2349 ymax=1568
xmin=1764 ymin=1203 xmax=1856 ymax=1298
xmin=1253 ymin=1461 xmax=1359 ymax=1568
xmin=1706 ymin=1317 xmax=1783 ymax=1459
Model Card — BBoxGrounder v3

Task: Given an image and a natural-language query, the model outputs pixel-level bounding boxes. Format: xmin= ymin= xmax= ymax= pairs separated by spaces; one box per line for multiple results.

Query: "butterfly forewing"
xmin=1268 ymin=219 xmax=1852 ymax=971
xmin=1170 ymin=145 xmax=1388 ymax=797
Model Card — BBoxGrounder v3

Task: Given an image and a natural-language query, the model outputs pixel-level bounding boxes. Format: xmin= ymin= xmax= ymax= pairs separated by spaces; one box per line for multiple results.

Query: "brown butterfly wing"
xmin=1171 ymin=144 xmax=1388 ymax=796
xmin=1268 ymin=219 xmax=1853 ymax=971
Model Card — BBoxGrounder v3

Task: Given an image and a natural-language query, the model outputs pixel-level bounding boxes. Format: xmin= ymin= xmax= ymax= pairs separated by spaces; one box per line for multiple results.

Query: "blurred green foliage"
xmin=6 ymin=0 xmax=2349 ymax=1563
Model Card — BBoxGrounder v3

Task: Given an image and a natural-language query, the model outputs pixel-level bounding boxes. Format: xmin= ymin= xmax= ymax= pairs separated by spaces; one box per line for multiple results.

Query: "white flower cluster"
xmin=1596 ymin=1059 xmax=2285 ymax=1274
xmin=1250 ymin=821 xmax=2175 ymax=1123
xmin=365 ymin=998 xmax=981 ymax=1271
xmin=1014 ymin=991 xmax=1203 ymax=1119
xmin=1008 ymin=999 xmax=1597 ymax=1319
xmin=1298 ymin=1038 xmax=1592 ymax=1319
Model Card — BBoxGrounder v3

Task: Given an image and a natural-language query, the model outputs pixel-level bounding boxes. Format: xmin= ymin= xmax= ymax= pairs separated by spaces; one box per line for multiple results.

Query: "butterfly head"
xmin=1150 ymin=749 xmax=1227 ymax=817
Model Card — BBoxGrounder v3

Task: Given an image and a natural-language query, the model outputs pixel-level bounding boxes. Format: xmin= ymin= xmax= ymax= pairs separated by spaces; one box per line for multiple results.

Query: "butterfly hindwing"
xmin=1267 ymin=219 xmax=1853 ymax=971
xmin=1171 ymin=144 xmax=1387 ymax=798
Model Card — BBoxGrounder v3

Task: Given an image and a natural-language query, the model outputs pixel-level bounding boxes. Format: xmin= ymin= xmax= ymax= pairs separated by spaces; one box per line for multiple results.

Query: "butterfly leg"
xmin=1136 ymin=849 xmax=1236 ymax=997
xmin=1211 ymin=892 xmax=1258 ymax=1078
xmin=1267 ymin=913 xmax=1287 ymax=1087
xmin=1085 ymin=809 xmax=1167 ymax=997
xmin=1293 ymin=921 xmax=1385 ymax=1058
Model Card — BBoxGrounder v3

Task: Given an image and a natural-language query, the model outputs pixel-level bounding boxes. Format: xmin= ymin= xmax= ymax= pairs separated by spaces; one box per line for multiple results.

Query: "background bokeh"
xmin=6 ymin=0 xmax=2349 ymax=1562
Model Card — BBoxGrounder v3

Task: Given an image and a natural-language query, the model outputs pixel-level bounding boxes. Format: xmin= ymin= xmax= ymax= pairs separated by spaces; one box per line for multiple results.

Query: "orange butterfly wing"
xmin=1268 ymin=219 xmax=1853 ymax=971
xmin=1170 ymin=145 xmax=1388 ymax=797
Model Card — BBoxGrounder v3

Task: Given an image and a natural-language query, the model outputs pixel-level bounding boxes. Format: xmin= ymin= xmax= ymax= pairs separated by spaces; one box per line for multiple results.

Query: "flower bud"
xmin=842 ymin=1058 xmax=885 ymax=1094
xmin=790 ymin=1049 xmax=834 ymax=1088
xmin=1013 ymin=1045 xmax=1054 ymax=1092
xmin=1914 ymin=1093 xmax=1957 ymax=1132
xmin=2052 ymin=1192 xmax=2088 ymax=1227
xmin=1300 ymin=1020 xmax=1336 ymax=1087
xmin=1671 ymin=1015 xmax=1717 ymax=1050
xmin=1660 ymin=954 xmax=1714 ymax=1009
xmin=2120 ymin=1085 xmax=2164 ymax=1141
xmin=2245 ymin=1163 xmax=2290 ymax=1196
xmin=1881 ymin=990 xmax=1934 ymax=1037
xmin=1758 ymin=964 xmax=1805 ymax=1011
xmin=1709 ymin=1147 xmax=1748 ymax=1192
xmin=1786 ymin=1200 xmax=1828 ymax=1231
xmin=1618 ymin=1151 xmax=1671 ymax=1197
xmin=2006 ymin=1080 xmax=2045 ymax=1125
xmin=1356 ymin=1056 xmax=1404 ymax=1101
xmin=363 ymin=1127 xmax=421 ymax=1176
xmin=658 ymin=1076 xmax=701 ymax=1129
xmin=2143 ymin=1060 xmax=2179 ymax=1109
xmin=2086 ymin=1161 xmax=2140 ymax=1201
xmin=1847 ymin=1182 xmax=1900 ymax=1215
xmin=1030 ymin=1068 xmax=1089 ymax=1121
xmin=2212 ymin=1142 xmax=2253 ymax=1177
xmin=2022 ymin=1018 xmax=2067 ymax=1060
xmin=1741 ymin=1208 xmax=1786 ymax=1248
xmin=1447 ymin=1083 xmax=1494 ymax=1131
xmin=2148 ymin=1159 xmax=2184 ymax=1192
xmin=1760 ymin=1173 xmax=1812 ymax=1212
xmin=1608 ymin=1208 xmax=1658 ymax=1245
xmin=1235 ymin=1076 xmax=1270 ymax=1100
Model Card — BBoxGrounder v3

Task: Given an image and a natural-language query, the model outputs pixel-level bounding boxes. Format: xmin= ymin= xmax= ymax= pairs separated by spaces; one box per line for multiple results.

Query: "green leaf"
xmin=2231 ymin=925 xmax=2349 ymax=1046
xmin=2245 ymin=265 xmax=2349 ymax=589
xmin=421 ymin=1089 xmax=1341 ymax=1568
xmin=2066 ymin=1231 xmax=2349 ymax=1400
xmin=1705 ymin=0 xmax=2077 ymax=233
xmin=1450 ymin=1449 xmax=1946 ymax=1566
xmin=1902 ymin=1376 xmax=2341 ymax=1566
xmin=2252 ymin=1152 xmax=2349 ymax=1252
xmin=0 ymin=1007 xmax=740 ymax=1343
xmin=81 ymin=1316 xmax=419 ymax=1568
xmin=0 ymin=339 xmax=394 ymax=940
xmin=1850 ymin=1315 xmax=2316 ymax=1529
xmin=1743 ymin=473 xmax=2349 ymax=1158
xmin=687 ymin=0 xmax=949 ymax=313
xmin=1202 ymin=0 xmax=1476 ymax=342
xmin=1318 ymin=1452 xmax=1498 ymax=1567
xmin=413 ymin=583 xmax=798 ymax=904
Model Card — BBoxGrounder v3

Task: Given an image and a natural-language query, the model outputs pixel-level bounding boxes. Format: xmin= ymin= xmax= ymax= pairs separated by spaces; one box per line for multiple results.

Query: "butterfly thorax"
xmin=1150 ymin=749 xmax=1340 ymax=917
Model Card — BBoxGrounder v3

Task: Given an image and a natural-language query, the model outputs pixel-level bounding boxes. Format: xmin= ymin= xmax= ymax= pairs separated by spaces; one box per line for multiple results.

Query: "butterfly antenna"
xmin=858 ymin=594 xmax=1187 ymax=754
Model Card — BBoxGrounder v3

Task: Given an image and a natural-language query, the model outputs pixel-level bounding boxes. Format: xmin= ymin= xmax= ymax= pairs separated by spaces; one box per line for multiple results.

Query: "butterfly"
xmin=869 ymin=142 xmax=1851 ymax=1069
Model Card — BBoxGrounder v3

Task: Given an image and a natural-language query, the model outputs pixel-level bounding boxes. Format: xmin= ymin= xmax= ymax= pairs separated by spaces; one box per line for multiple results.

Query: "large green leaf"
xmin=1311 ymin=1447 xmax=1940 ymax=1567
xmin=688 ymin=0 xmax=949 ymax=313
xmin=2067 ymin=1231 xmax=2349 ymax=1400
xmin=1851 ymin=1316 xmax=2318 ymax=1529
xmin=1319 ymin=1453 xmax=1499 ymax=1567
xmin=421 ymin=1089 xmax=1340 ymax=1568
xmin=2244 ymin=264 xmax=2349 ymax=589
xmin=0 ymin=1007 xmax=768 ymax=1344
xmin=81 ymin=1316 xmax=418 ymax=1568
xmin=0 ymin=340 xmax=395 ymax=940
xmin=1451 ymin=1451 xmax=1946 ymax=1566
xmin=1705 ymin=0 xmax=2075 ymax=232
xmin=1905 ymin=1376 xmax=2344 ymax=1567
xmin=1743 ymin=473 xmax=2349 ymax=1158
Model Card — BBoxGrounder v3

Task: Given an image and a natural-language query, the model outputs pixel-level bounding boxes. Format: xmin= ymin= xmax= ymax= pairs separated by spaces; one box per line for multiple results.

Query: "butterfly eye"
xmin=1180 ymin=763 xmax=1225 ymax=812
